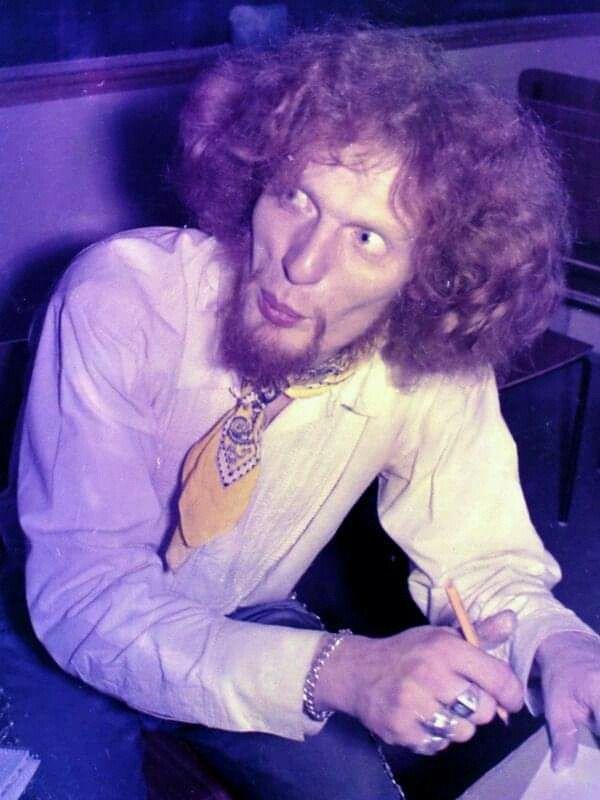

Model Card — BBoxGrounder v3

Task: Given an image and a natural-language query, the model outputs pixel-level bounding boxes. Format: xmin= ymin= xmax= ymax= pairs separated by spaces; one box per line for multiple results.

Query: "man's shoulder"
xmin=372 ymin=361 xmax=499 ymax=434
xmin=54 ymin=226 xmax=222 ymax=327
xmin=407 ymin=368 xmax=500 ymax=445
xmin=61 ymin=226 xmax=219 ymax=293
xmin=373 ymin=358 xmax=496 ymax=409
xmin=97 ymin=225 xmax=215 ymax=257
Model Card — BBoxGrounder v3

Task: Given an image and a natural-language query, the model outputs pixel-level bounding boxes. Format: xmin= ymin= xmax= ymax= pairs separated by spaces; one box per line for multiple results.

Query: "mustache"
xmin=243 ymin=261 xmax=328 ymax=330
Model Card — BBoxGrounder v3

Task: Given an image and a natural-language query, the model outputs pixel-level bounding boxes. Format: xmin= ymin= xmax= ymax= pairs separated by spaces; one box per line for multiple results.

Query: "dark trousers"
xmin=1 ymin=568 xmax=407 ymax=800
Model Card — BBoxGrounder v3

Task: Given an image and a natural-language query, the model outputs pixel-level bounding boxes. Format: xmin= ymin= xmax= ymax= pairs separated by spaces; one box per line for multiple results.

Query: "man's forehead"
xmin=297 ymin=145 xmax=412 ymax=235
xmin=303 ymin=141 xmax=401 ymax=177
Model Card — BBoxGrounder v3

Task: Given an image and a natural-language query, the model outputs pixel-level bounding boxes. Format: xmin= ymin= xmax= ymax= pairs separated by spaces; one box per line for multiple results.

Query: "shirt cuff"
xmin=202 ymin=618 xmax=330 ymax=740
xmin=511 ymin=608 xmax=599 ymax=715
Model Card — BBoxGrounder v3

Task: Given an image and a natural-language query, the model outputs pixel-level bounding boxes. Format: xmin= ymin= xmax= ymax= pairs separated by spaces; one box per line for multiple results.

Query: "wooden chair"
xmin=144 ymin=732 xmax=235 ymax=800
xmin=519 ymin=68 xmax=600 ymax=312
xmin=498 ymin=329 xmax=593 ymax=525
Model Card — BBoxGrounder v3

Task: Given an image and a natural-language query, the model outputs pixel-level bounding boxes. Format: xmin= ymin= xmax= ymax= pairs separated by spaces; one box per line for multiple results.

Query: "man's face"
xmin=225 ymin=147 xmax=413 ymax=381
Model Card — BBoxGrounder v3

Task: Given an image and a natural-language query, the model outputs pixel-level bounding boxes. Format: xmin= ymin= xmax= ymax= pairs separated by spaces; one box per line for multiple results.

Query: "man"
xmin=11 ymin=23 xmax=600 ymax=800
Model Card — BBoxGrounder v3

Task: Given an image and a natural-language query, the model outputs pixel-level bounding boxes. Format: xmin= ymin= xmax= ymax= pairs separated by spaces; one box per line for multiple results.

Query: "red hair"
xmin=174 ymin=23 xmax=570 ymax=378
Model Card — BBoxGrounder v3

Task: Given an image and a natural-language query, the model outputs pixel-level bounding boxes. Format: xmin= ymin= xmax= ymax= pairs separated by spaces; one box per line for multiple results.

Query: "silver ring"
xmin=421 ymin=709 xmax=460 ymax=738
xmin=414 ymin=734 xmax=448 ymax=756
xmin=449 ymin=686 xmax=479 ymax=718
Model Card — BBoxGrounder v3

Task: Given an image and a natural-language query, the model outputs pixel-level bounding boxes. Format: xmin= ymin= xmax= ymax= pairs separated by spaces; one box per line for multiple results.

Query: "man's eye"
xmin=353 ymin=229 xmax=387 ymax=257
xmin=279 ymin=188 xmax=312 ymax=212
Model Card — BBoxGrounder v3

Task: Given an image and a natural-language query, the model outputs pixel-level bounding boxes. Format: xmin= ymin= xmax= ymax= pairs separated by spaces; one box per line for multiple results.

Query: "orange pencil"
xmin=445 ymin=580 xmax=509 ymax=725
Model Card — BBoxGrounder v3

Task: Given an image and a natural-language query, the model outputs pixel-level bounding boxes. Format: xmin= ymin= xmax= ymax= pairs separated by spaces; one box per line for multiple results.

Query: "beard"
xmin=218 ymin=245 xmax=392 ymax=387
xmin=219 ymin=263 xmax=327 ymax=385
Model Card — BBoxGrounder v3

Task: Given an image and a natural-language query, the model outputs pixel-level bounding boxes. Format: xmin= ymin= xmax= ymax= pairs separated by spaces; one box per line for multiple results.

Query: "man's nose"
xmin=281 ymin=221 xmax=331 ymax=285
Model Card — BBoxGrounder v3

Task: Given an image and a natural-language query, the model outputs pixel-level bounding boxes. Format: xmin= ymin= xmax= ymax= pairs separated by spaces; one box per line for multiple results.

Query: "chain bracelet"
xmin=302 ymin=629 xmax=352 ymax=722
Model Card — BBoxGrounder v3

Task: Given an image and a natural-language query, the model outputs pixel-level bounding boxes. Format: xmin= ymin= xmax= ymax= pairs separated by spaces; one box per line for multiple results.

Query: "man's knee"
xmin=178 ymin=713 xmax=404 ymax=799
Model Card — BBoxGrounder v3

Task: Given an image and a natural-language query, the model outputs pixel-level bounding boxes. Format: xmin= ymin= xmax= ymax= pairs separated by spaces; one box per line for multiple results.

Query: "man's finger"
xmin=450 ymin=641 xmax=524 ymax=712
xmin=549 ymin=725 xmax=579 ymax=773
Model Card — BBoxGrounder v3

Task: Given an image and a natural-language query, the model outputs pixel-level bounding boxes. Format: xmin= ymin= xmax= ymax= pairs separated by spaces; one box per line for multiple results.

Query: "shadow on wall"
xmin=115 ymin=96 xmax=189 ymax=229
xmin=1 ymin=83 xmax=189 ymax=343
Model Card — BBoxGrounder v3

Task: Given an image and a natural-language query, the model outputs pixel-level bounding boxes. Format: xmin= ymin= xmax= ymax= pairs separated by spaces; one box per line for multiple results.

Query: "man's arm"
xmin=18 ymin=243 xmax=324 ymax=741
xmin=376 ymin=369 xmax=596 ymax=692
xmin=369 ymin=369 xmax=599 ymax=759
xmin=295 ymin=371 xmax=597 ymax=754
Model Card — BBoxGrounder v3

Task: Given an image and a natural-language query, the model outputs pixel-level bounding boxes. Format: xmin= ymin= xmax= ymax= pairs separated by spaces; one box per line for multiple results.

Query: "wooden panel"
xmin=2 ymin=14 xmax=600 ymax=108
xmin=0 ymin=47 xmax=225 ymax=108
xmin=424 ymin=12 xmax=600 ymax=50
xmin=366 ymin=9 xmax=600 ymax=49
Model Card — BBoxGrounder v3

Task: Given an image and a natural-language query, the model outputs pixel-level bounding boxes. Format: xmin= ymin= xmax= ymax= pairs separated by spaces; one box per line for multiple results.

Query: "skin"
xmin=240 ymin=147 xmax=414 ymax=370
xmin=536 ymin=631 xmax=600 ymax=771
xmin=314 ymin=610 xmax=523 ymax=752
xmin=238 ymin=145 xmax=600 ymax=761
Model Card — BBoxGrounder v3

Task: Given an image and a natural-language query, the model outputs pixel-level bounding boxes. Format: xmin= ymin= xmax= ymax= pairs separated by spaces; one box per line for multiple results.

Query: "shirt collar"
xmin=199 ymin=344 xmax=398 ymax=416
xmin=327 ymin=352 xmax=396 ymax=418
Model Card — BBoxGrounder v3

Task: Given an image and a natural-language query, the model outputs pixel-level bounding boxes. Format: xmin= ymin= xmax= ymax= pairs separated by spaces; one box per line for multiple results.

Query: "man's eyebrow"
xmin=349 ymin=215 xmax=394 ymax=234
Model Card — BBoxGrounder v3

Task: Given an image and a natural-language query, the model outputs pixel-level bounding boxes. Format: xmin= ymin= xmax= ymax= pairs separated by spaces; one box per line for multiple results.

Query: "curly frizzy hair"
xmin=174 ymin=23 xmax=570 ymax=379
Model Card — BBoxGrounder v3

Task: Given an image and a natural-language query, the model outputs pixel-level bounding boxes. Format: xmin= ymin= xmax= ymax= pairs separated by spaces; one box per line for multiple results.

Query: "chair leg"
xmin=559 ymin=356 xmax=592 ymax=525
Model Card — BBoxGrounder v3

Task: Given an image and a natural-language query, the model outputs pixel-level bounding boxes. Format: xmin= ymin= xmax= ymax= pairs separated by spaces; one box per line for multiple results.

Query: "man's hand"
xmin=536 ymin=631 xmax=600 ymax=772
xmin=314 ymin=612 xmax=524 ymax=753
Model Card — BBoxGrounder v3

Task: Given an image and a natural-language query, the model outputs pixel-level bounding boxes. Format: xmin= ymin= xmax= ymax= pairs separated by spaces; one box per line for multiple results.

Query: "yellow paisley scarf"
xmin=165 ymin=355 xmax=356 ymax=569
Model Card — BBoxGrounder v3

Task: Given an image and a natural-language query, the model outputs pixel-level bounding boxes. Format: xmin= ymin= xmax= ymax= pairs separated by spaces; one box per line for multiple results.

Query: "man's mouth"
xmin=257 ymin=289 xmax=305 ymax=328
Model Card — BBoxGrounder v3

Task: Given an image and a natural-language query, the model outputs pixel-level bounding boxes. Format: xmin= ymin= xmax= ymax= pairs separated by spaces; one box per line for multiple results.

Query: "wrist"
xmin=303 ymin=629 xmax=352 ymax=721
xmin=310 ymin=632 xmax=370 ymax=717
xmin=535 ymin=632 xmax=564 ymax=666
xmin=535 ymin=630 xmax=593 ymax=669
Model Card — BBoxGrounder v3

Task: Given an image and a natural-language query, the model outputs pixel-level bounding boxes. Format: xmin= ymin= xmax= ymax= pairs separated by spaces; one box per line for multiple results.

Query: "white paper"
xmin=0 ymin=748 xmax=40 ymax=800
xmin=520 ymin=744 xmax=600 ymax=800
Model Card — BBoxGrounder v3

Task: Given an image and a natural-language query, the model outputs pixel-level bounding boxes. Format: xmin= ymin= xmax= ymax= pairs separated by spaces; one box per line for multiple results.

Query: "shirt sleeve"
xmin=17 ymin=247 xmax=325 ymax=741
xmin=377 ymin=369 xmax=597 ymax=712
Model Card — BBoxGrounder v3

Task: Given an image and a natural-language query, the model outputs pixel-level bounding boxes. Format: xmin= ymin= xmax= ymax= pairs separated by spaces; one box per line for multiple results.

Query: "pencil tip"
xmin=498 ymin=709 xmax=510 ymax=725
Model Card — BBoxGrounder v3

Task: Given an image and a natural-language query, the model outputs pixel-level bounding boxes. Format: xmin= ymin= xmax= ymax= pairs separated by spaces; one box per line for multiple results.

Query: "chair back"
xmin=519 ymin=68 xmax=600 ymax=246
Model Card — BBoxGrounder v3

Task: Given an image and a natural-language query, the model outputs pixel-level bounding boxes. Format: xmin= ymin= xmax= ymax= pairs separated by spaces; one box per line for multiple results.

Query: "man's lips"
xmin=258 ymin=289 xmax=305 ymax=328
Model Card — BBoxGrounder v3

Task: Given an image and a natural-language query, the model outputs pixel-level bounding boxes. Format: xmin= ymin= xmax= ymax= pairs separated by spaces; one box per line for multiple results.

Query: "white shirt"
xmin=18 ymin=227 xmax=595 ymax=741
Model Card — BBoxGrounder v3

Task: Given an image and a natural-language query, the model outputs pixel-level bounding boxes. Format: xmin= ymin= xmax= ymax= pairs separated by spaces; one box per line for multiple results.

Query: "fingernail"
xmin=551 ymin=758 xmax=571 ymax=773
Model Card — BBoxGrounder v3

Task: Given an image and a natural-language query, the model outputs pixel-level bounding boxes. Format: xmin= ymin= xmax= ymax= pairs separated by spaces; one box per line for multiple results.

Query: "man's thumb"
xmin=475 ymin=610 xmax=517 ymax=650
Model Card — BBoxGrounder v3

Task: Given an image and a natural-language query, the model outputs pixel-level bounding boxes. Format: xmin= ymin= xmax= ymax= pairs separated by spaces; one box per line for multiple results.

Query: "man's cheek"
xmin=250 ymin=237 xmax=273 ymax=272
